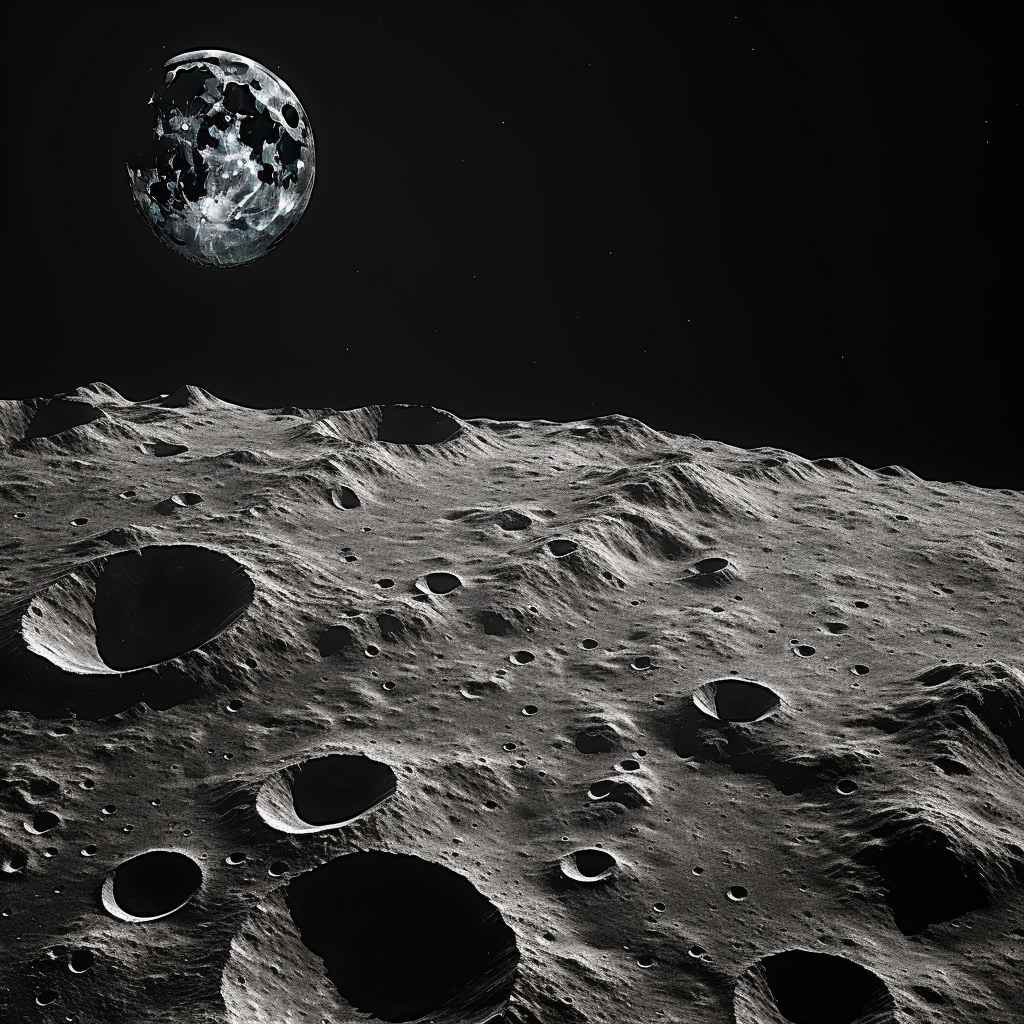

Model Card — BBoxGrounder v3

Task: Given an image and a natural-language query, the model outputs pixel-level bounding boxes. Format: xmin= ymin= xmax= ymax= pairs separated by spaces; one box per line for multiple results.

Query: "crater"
xmin=101 ymin=850 xmax=202 ymax=922
xmin=733 ymin=949 xmax=897 ymax=1024
xmin=23 ymin=399 xmax=102 ymax=439
xmin=377 ymin=405 xmax=461 ymax=445
xmin=575 ymin=726 xmax=618 ymax=754
xmin=170 ymin=492 xmax=204 ymax=506
xmin=510 ymin=650 xmax=535 ymax=665
xmin=330 ymin=486 xmax=360 ymax=509
xmin=139 ymin=441 xmax=189 ymax=457
xmin=415 ymin=572 xmax=463 ymax=595
xmin=257 ymin=753 xmax=398 ymax=834
xmin=547 ymin=539 xmax=578 ymax=557
xmin=318 ymin=624 xmax=357 ymax=656
xmin=22 ymin=545 xmax=254 ymax=674
xmin=560 ymin=848 xmax=617 ymax=882
xmin=24 ymin=811 xmax=61 ymax=834
xmin=285 ymin=852 xmax=518 ymax=1022
xmin=684 ymin=556 xmax=736 ymax=586
xmin=693 ymin=679 xmax=781 ymax=723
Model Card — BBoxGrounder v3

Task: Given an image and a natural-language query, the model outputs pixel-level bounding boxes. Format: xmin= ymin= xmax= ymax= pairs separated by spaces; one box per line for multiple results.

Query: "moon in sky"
xmin=126 ymin=50 xmax=315 ymax=268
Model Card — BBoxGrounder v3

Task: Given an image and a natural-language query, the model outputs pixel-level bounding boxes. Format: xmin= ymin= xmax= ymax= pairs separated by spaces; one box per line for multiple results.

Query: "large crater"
xmin=21 ymin=545 xmax=254 ymax=674
xmin=285 ymin=852 xmax=519 ymax=1023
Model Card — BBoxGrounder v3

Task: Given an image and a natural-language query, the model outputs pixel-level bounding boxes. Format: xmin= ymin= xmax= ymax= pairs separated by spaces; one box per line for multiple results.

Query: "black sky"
xmin=4 ymin=2 xmax=1018 ymax=487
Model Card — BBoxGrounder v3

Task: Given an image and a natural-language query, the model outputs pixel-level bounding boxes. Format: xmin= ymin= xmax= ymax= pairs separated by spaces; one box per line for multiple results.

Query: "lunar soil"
xmin=1 ymin=384 xmax=1021 ymax=1023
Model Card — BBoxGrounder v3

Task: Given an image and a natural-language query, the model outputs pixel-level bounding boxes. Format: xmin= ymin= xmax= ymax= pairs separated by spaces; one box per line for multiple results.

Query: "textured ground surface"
xmin=0 ymin=383 xmax=1021 ymax=1023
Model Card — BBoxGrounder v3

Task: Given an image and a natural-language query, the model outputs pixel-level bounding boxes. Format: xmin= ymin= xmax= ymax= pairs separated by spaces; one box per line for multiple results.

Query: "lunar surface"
xmin=126 ymin=51 xmax=315 ymax=268
xmin=0 ymin=383 xmax=1021 ymax=1023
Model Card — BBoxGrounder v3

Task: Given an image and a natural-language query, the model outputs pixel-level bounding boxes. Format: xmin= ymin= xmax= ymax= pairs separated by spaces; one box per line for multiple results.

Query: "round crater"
xmin=170 ymin=492 xmax=204 ymax=507
xmin=693 ymin=679 xmax=781 ymax=723
xmin=70 ymin=517 xmax=89 ymax=527
xmin=560 ymin=848 xmax=617 ymax=883
xmin=329 ymin=486 xmax=361 ymax=509
xmin=727 ymin=885 xmax=749 ymax=901
xmin=851 ymin=665 xmax=870 ymax=675
xmin=793 ymin=645 xmax=816 ymax=657
xmin=509 ymin=650 xmax=535 ymax=665
xmin=69 ymin=949 xmax=95 ymax=973
xmin=580 ymin=638 xmax=599 ymax=649
xmin=24 ymin=811 xmax=61 ymax=834
xmin=140 ymin=441 xmax=189 ymax=457
xmin=575 ymin=727 xmax=617 ymax=754
xmin=377 ymin=404 xmax=461 ymax=445
xmin=22 ymin=545 xmax=254 ymax=675
xmin=101 ymin=850 xmax=202 ymax=922
xmin=695 ymin=556 xmax=730 ymax=574
xmin=733 ymin=949 xmax=897 ymax=1024
xmin=24 ymin=398 xmax=103 ymax=439
xmin=836 ymin=779 xmax=859 ymax=794
xmin=415 ymin=572 xmax=463 ymax=595
xmin=631 ymin=656 xmax=652 ymax=670
xmin=284 ymin=851 xmax=518 ymax=1023
xmin=547 ymin=539 xmax=578 ymax=557
xmin=257 ymin=753 xmax=398 ymax=834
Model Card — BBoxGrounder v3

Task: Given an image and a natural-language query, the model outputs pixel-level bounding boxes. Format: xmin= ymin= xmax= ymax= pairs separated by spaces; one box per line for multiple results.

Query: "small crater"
xmin=268 ymin=861 xmax=290 ymax=877
xmin=575 ymin=727 xmax=617 ymax=754
xmin=81 ymin=846 xmax=98 ymax=857
xmin=139 ymin=441 xmax=189 ymax=457
xmin=226 ymin=852 xmax=246 ymax=865
xmin=547 ymin=539 xmax=578 ymax=557
xmin=631 ymin=656 xmax=652 ymax=670
xmin=170 ymin=492 xmax=204 ymax=506
xmin=836 ymin=779 xmax=859 ymax=794
xmin=727 ymin=885 xmax=748 ymax=901
xmin=510 ymin=650 xmax=535 ymax=665
xmin=102 ymin=850 xmax=203 ymax=921
xmin=375 ymin=578 xmax=395 ymax=589
xmin=330 ymin=487 xmax=361 ymax=509
xmin=226 ymin=699 xmax=244 ymax=712
xmin=69 ymin=949 xmax=94 ymax=973
xmin=522 ymin=705 xmax=539 ymax=715
xmin=912 ymin=985 xmax=946 ymax=1005
xmin=415 ymin=572 xmax=463 ymax=595
xmin=824 ymin=622 xmax=849 ymax=634
xmin=695 ymin=557 xmax=730 ymax=574
xmin=654 ymin=902 xmax=667 ymax=912
xmin=637 ymin=955 xmax=655 ymax=968
xmin=853 ymin=601 xmax=869 ymax=609
xmin=318 ymin=624 xmax=356 ymax=657
xmin=580 ymin=638 xmax=599 ymax=649
xmin=933 ymin=756 xmax=971 ymax=776
xmin=497 ymin=510 xmax=531 ymax=531
xmin=560 ymin=848 xmax=617 ymax=882
xmin=257 ymin=754 xmax=398 ymax=834
xmin=588 ymin=780 xmax=615 ymax=799
xmin=25 ymin=811 xmax=61 ymax=834
xmin=35 ymin=991 xmax=58 ymax=1007
xmin=365 ymin=645 xmax=380 ymax=657
xmin=617 ymin=759 xmax=642 ymax=772
xmin=851 ymin=665 xmax=870 ymax=675
xmin=793 ymin=645 xmax=816 ymax=657
xmin=119 ymin=490 xmax=137 ymax=499
xmin=693 ymin=679 xmax=781 ymax=723
xmin=70 ymin=517 xmax=89 ymax=527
